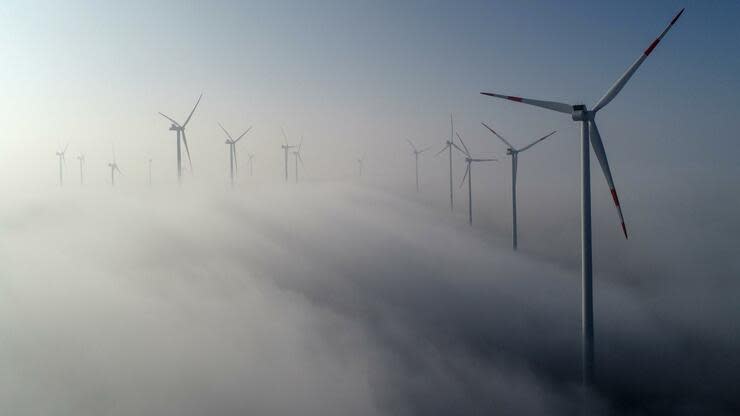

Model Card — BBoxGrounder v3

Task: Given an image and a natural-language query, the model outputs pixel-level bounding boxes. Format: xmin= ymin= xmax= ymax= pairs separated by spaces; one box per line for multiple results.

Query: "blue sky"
xmin=0 ymin=0 xmax=737 ymax=191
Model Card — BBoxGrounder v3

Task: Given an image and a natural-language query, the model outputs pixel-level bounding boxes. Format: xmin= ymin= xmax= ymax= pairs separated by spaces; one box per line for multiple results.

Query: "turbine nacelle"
xmin=571 ymin=104 xmax=590 ymax=121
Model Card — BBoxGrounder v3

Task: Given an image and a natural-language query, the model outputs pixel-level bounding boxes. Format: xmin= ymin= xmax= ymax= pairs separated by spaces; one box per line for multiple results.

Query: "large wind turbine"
xmin=280 ymin=128 xmax=296 ymax=182
xmin=480 ymin=8 xmax=684 ymax=387
xmin=406 ymin=139 xmax=431 ymax=192
xmin=456 ymin=133 xmax=496 ymax=225
xmin=435 ymin=115 xmax=465 ymax=210
xmin=158 ymin=94 xmax=202 ymax=183
xmin=218 ymin=123 xmax=252 ymax=187
xmin=292 ymin=137 xmax=304 ymax=183
xmin=482 ymin=122 xmax=556 ymax=250
xmin=76 ymin=154 xmax=85 ymax=185
xmin=108 ymin=147 xmax=122 ymax=187
xmin=55 ymin=144 xmax=68 ymax=187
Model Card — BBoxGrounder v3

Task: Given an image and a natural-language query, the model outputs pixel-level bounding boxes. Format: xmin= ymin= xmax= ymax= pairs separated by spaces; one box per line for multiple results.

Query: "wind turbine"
xmin=280 ymin=128 xmax=296 ymax=182
xmin=218 ymin=123 xmax=252 ymax=187
xmin=148 ymin=157 xmax=153 ymax=186
xmin=247 ymin=153 xmax=255 ymax=177
xmin=76 ymin=154 xmax=85 ymax=185
xmin=482 ymin=122 xmax=556 ymax=250
xmin=406 ymin=140 xmax=431 ymax=192
xmin=55 ymin=144 xmax=68 ymax=187
xmin=292 ymin=137 xmax=304 ymax=183
xmin=158 ymin=94 xmax=202 ymax=184
xmin=480 ymin=8 xmax=684 ymax=388
xmin=456 ymin=133 xmax=496 ymax=225
xmin=435 ymin=114 xmax=466 ymax=210
xmin=108 ymin=147 xmax=122 ymax=187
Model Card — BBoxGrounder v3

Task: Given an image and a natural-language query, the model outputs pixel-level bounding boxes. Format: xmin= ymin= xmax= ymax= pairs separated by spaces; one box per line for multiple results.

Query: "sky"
xmin=1 ymin=1 xmax=739 ymax=414
xmin=0 ymin=0 xmax=738 ymax=188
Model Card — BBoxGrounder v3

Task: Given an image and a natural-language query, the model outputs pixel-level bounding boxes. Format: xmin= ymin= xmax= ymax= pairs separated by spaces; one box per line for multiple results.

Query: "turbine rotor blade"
xmin=451 ymin=142 xmax=466 ymax=156
xmin=434 ymin=145 xmax=449 ymax=157
xmin=406 ymin=139 xmax=417 ymax=152
xmin=519 ymin=130 xmax=557 ymax=152
xmin=234 ymin=126 xmax=252 ymax=143
xmin=592 ymin=8 xmax=684 ymax=112
xmin=589 ymin=121 xmax=627 ymax=238
xmin=418 ymin=146 xmax=432 ymax=154
xmin=459 ymin=163 xmax=470 ymax=188
xmin=233 ymin=144 xmax=238 ymax=175
xmin=182 ymin=93 xmax=203 ymax=127
xmin=158 ymin=112 xmax=180 ymax=126
xmin=218 ymin=122 xmax=233 ymax=140
xmin=481 ymin=122 xmax=515 ymax=149
xmin=181 ymin=130 xmax=193 ymax=173
xmin=480 ymin=92 xmax=572 ymax=114
xmin=281 ymin=127 xmax=289 ymax=145
xmin=455 ymin=133 xmax=471 ymax=156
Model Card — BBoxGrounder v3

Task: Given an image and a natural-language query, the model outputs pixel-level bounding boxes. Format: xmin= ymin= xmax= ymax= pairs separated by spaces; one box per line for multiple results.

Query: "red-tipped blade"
xmin=593 ymin=8 xmax=685 ymax=112
xmin=480 ymin=92 xmax=572 ymax=114
xmin=590 ymin=121 xmax=627 ymax=239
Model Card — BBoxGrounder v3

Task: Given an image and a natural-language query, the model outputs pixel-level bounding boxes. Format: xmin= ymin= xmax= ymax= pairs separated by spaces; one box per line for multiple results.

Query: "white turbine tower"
xmin=292 ymin=137 xmax=304 ymax=183
xmin=456 ymin=133 xmax=496 ymax=225
xmin=158 ymin=94 xmax=202 ymax=184
xmin=108 ymin=147 xmax=122 ymax=187
xmin=218 ymin=123 xmax=252 ymax=187
xmin=482 ymin=122 xmax=556 ymax=250
xmin=55 ymin=144 xmax=68 ymax=187
xmin=148 ymin=157 xmax=153 ymax=186
xmin=406 ymin=139 xmax=431 ymax=192
xmin=480 ymin=8 xmax=684 ymax=388
xmin=280 ymin=128 xmax=296 ymax=182
xmin=76 ymin=154 xmax=85 ymax=186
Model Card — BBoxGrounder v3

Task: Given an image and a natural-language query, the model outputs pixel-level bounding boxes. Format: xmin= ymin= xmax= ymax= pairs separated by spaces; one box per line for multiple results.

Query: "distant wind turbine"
xmin=435 ymin=115 xmax=466 ymax=210
xmin=247 ymin=153 xmax=255 ymax=177
xmin=108 ymin=147 xmax=122 ymax=187
xmin=456 ymin=133 xmax=496 ymax=225
xmin=480 ymin=8 xmax=684 ymax=387
xmin=218 ymin=123 xmax=252 ymax=187
xmin=76 ymin=154 xmax=85 ymax=185
xmin=292 ymin=137 xmax=304 ymax=183
xmin=482 ymin=122 xmax=556 ymax=250
xmin=357 ymin=154 xmax=365 ymax=177
xmin=280 ymin=128 xmax=296 ymax=182
xmin=148 ymin=157 xmax=153 ymax=186
xmin=158 ymin=94 xmax=202 ymax=184
xmin=55 ymin=144 xmax=68 ymax=187
xmin=406 ymin=139 xmax=431 ymax=192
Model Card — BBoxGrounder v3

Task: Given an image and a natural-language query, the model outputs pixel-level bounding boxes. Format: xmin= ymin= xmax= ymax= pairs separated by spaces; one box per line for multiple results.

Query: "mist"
xmin=0 ymin=178 xmax=737 ymax=415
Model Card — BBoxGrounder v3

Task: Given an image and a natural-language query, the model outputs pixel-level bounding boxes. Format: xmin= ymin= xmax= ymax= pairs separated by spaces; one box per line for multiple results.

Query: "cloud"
xmin=0 ymin=183 xmax=737 ymax=415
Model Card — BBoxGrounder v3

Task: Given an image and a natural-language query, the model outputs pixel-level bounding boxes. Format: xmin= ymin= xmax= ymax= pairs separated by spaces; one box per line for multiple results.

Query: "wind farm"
xmin=3 ymin=4 xmax=739 ymax=416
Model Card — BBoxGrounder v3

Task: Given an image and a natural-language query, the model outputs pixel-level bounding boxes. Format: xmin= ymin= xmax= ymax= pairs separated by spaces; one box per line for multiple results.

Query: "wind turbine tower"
xmin=456 ymin=133 xmax=496 ymax=225
xmin=158 ymin=94 xmax=202 ymax=184
xmin=281 ymin=128 xmax=296 ymax=182
xmin=480 ymin=8 xmax=684 ymax=387
xmin=406 ymin=139 xmax=431 ymax=192
xmin=55 ymin=144 xmax=68 ymax=187
xmin=482 ymin=122 xmax=556 ymax=249
xmin=77 ymin=154 xmax=85 ymax=185
xmin=218 ymin=123 xmax=252 ymax=187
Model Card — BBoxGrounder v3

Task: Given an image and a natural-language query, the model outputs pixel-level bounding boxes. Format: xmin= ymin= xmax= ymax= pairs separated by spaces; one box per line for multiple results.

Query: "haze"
xmin=1 ymin=1 xmax=739 ymax=415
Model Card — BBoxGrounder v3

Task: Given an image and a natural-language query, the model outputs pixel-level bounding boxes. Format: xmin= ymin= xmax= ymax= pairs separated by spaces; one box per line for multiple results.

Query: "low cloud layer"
xmin=0 ymin=182 xmax=738 ymax=415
